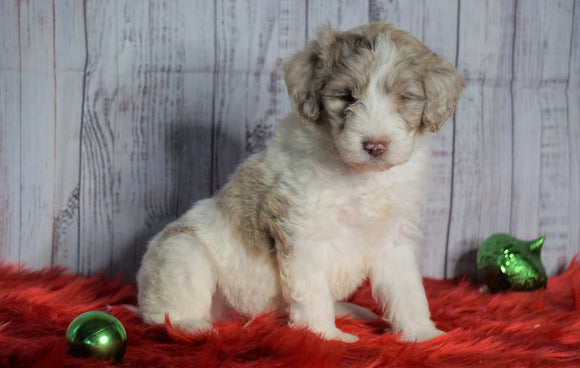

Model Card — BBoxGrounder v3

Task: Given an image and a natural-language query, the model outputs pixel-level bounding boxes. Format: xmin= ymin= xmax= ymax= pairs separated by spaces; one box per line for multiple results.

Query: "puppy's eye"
xmin=399 ymin=94 xmax=411 ymax=103
xmin=342 ymin=94 xmax=358 ymax=105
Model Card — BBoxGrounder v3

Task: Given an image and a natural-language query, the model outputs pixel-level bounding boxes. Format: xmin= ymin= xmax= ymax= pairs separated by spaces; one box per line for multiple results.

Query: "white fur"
xmin=137 ymin=24 xmax=457 ymax=343
xmin=137 ymin=114 xmax=441 ymax=342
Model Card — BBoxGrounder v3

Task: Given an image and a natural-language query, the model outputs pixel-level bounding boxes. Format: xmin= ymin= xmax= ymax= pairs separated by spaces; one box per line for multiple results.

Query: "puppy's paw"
xmin=400 ymin=326 xmax=444 ymax=342
xmin=173 ymin=319 xmax=212 ymax=333
xmin=321 ymin=327 xmax=359 ymax=343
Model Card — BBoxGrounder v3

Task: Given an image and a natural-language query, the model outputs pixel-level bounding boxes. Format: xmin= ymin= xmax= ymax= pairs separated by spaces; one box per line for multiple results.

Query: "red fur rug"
xmin=1 ymin=259 xmax=579 ymax=368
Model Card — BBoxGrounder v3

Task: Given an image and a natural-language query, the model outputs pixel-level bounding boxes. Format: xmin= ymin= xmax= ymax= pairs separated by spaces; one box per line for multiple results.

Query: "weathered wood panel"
xmin=213 ymin=0 xmax=307 ymax=189
xmin=80 ymin=0 xmax=119 ymax=275
xmin=568 ymin=1 xmax=580 ymax=267
xmin=512 ymin=0 xmax=576 ymax=275
xmin=109 ymin=0 xmax=155 ymax=278
xmin=79 ymin=0 xmax=218 ymax=277
xmin=52 ymin=0 xmax=86 ymax=272
xmin=308 ymin=0 xmax=369 ymax=35
xmin=0 ymin=0 xmax=21 ymax=265
xmin=448 ymin=1 xmax=515 ymax=278
xmin=177 ymin=0 xmax=215 ymax=214
xmin=214 ymin=0 xmax=259 ymax=189
xmin=0 ymin=0 xmax=578 ymax=280
xmin=18 ymin=0 xmax=57 ymax=269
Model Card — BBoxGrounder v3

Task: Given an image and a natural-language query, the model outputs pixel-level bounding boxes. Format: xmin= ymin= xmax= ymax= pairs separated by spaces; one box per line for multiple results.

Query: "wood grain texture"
xmin=0 ymin=0 xmax=21 ymax=264
xmin=418 ymin=1 xmax=460 ymax=278
xmin=371 ymin=0 xmax=459 ymax=278
xmin=18 ymin=0 xmax=56 ymax=269
xmin=307 ymin=0 xmax=369 ymax=35
xmin=80 ymin=0 xmax=218 ymax=277
xmin=109 ymin=0 xmax=154 ymax=278
xmin=0 ymin=72 xmax=21 ymax=264
xmin=213 ymin=0 xmax=254 ymax=190
xmin=0 ymin=0 xmax=578 ymax=279
xmin=52 ymin=0 xmax=86 ymax=272
xmin=447 ymin=1 xmax=515 ymax=278
xmin=371 ymin=0 xmax=426 ymax=36
xmin=177 ymin=0 xmax=215 ymax=214
xmin=512 ymin=0 xmax=575 ymax=275
xmin=213 ymin=0 xmax=307 ymax=190
xmin=80 ymin=0 xmax=118 ymax=275
xmin=568 ymin=0 xmax=580 ymax=267
xmin=536 ymin=0 xmax=575 ymax=274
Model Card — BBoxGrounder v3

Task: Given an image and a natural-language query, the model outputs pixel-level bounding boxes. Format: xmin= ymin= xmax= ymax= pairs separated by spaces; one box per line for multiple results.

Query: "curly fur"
xmin=137 ymin=22 xmax=465 ymax=342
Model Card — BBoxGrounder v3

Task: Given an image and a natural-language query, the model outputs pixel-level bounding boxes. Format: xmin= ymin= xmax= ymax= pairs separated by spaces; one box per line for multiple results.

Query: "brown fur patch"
xmin=283 ymin=22 xmax=464 ymax=132
xmin=385 ymin=63 xmax=427 ymax=131
xmin=155 ymin=223 xmax=198 ymax=242
xmin=214 ymin=152 xmax=292 ymax=258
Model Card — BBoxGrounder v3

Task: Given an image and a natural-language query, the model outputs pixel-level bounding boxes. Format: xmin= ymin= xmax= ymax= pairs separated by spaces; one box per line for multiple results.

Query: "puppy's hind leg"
xmin=137 ymin=229 xmax=217 ymax=333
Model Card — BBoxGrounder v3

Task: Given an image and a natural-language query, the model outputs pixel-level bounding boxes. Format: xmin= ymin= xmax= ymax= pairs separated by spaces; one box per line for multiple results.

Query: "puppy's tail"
xmin=120 ymin=304 xmax=141 ymax=315
xmin=334 ymin=302 xmax=378 ymax=320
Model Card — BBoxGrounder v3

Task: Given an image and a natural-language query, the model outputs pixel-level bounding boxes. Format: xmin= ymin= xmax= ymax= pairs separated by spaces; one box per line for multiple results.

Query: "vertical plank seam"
xmin=141 ymin=0 xmax=150 ymax=272
xmin=210 ymin=0 xmax=218 ymax=194
xmin=145 ymin=0 xmax=153 ymax=271
xmin=17 ymin=1 xmax=23 ymax=264
xmin=78 ymin=0 xmax=89 ymax=274
xmin=567 ymin=0 xmax=577 ymax=94
xmin=242 ymin=1 xmax=250 ymax=159
xmin=111 ymin=0 xmax=119 ymax=274
xmin=51 ymin=0 xmax=57 ymax=267
xmin=175 ymin=0 xmax=182 ymax=219
xmin=509 ymin=0 xmax=518 ymax=236
xmin=565 ymin=0 xmax=577 ymax=244
xmin=305 ymin=0 xmax=309 ymax=40
xmin=565 ymin=0 xmax=577 ymax=96
xmin=536 ymin=1 xmax=545 ymax=235
xmin=421 ymin=0 xmax=425 ymax=41
xmin=444 ymin=0 xmax=461 ymax=279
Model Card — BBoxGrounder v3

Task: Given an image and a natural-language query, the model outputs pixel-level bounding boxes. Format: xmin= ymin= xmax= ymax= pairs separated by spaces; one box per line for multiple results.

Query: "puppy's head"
xmin=282 ymin=23 xmax=464 ymax=170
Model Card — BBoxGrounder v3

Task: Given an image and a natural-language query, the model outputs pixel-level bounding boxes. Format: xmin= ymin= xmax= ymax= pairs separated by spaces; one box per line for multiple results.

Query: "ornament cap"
xmin=529 ymin=236 xmax=545 ymax=254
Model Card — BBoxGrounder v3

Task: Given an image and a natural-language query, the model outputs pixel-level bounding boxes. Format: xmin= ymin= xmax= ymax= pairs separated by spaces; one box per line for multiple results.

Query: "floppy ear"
xmin=422 ymin=57 xmax=465 ymax=132
xmin=282 ymin=26 xmax=337 ymax=124
xmin=282 ymin=41 xmax=323 ymax=123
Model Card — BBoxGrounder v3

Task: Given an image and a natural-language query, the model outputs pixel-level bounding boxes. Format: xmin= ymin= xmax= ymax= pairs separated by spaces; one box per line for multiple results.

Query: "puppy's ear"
xmin=282 ymin=27 xmax=335 ymax=124
xmin=422 ymin=57 xmax=465 ymax=132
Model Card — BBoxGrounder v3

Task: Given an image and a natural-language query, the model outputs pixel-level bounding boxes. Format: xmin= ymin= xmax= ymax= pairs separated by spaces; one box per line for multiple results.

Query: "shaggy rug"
xmin=0 ymin=259 xmax=578 ymax=368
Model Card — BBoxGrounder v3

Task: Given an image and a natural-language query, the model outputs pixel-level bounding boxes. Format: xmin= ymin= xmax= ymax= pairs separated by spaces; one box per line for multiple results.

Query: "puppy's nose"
xmin=363 ymin=140 xmax=387 ymax=157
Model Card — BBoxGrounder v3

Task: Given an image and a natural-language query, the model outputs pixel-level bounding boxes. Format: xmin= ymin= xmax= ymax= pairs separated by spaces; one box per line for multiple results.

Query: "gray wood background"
xmin=1 ymin=0 xmax=578 ymax=280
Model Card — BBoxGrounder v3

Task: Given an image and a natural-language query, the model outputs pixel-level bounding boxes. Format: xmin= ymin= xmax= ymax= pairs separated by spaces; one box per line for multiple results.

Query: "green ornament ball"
xmin=476 ymin=233 xmax=548 ymax=293
xmin=65 ymin=311 xmax=127 ymax=362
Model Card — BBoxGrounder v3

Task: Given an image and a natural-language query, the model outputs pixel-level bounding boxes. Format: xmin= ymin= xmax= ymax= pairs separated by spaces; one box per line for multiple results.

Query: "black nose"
xmin=363 ymin=140 xmax=387 ymax=157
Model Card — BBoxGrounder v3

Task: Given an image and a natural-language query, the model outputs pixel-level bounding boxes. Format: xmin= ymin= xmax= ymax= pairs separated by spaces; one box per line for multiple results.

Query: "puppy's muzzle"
xmin=363 ymin=140 xmax=387 ymax=157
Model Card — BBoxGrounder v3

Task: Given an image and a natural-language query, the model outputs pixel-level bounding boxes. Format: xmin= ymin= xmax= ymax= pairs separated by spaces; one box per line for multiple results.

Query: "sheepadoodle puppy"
xmin=137 ymin=22 xmax=464 ymax=342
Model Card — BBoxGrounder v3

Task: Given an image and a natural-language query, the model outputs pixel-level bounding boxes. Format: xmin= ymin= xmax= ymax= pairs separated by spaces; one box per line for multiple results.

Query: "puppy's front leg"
xmin=371 ymin=239 xmax=444 ymax=342
xmin=277 ymin=255 xmax=359 ymax=342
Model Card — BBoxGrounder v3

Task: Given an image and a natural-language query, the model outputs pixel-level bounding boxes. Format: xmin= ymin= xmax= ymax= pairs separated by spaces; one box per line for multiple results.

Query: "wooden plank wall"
xmin=0 ymin=0 xmax=578 ymax=280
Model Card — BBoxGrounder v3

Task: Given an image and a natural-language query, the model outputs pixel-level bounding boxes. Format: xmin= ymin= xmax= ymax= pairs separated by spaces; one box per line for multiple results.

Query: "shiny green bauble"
xmin=65 ymin=311 xmax=127 ymax=362
xmin=476 ymin=233 xmax=548 ymax=293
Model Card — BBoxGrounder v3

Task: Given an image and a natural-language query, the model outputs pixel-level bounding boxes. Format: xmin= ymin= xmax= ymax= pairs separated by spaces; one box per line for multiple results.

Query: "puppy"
xmin=137 ymin=22 xmax=464 ymax=342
